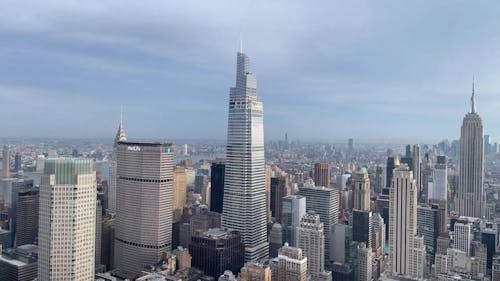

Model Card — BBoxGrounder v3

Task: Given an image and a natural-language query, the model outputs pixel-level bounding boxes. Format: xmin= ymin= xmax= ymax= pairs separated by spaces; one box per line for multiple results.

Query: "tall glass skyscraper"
xmin=222 ymin=46 xmax=269 ymax=261
xmin=456 ymin=84 xmax=485 ymax=218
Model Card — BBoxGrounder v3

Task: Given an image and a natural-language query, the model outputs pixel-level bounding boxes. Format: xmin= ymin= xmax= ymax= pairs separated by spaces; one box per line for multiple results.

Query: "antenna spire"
xmin=115 ymin=106 xmax=127 ymax=143
xmin=471 ymin=76 xmax=476 ymax=114
xmin=120 ymin=105 xmax=123 ymax=126
xmin=239 ymin=33 xmax=243 ymax=53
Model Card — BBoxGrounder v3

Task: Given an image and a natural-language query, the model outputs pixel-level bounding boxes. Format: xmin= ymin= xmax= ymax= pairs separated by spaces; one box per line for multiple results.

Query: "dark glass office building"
xmin=189 ymin=228 xmax=244 ymax=278
xmin=352 ymin=210 xmax=372 ymax=248
xmin=386 ymin=157 xmax=395 ymax=188
xmin=482 ymin=230 xmax=496 ymax=270
xmin=210 ymin=162 xmax=225 ymax=213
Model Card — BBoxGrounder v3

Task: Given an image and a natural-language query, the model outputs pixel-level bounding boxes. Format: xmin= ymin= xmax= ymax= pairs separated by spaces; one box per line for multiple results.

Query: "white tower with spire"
xmin=455 ymin=82 xmax=485 ymax=218
xmin=108 ymin=109 xmax=127 ymax=213
xmin=222 ymin=43 xmax=269 ymax=261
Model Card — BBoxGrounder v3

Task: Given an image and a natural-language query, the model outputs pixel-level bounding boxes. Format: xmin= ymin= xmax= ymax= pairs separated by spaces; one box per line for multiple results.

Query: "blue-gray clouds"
xmin=1 ymin=0 xmax=500 ymax=141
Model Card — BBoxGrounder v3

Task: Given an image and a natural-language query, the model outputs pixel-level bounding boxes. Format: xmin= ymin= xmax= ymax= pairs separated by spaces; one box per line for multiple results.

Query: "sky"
xmin=1 ymin=1 xmax=500 ymax=141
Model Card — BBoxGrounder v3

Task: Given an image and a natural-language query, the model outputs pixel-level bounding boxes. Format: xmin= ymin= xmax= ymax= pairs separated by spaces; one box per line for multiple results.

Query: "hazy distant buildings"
xmin=348 ymin=138 xmax=354 ymax=154
xmin=314 ymin=163 xmax=331 ymax=188
xmin=14 ymin=153 xmax=21 ymax=173
xmin=222 ymin=47 xmax=269 ymax=261
xmin=2 ymin=146 xmax=10 ymax=178
xmin=281 ymin=195 xmax=306 ymax=247
xmin=456 ymin=86 xmax=485 ymax=218
xmin=114 ymin=141 xmax=174 ymax=279
xmin=412 ymin=144 xmax=421 ymax=191
xmin=38 ymin=158 xmax=96 ymax=281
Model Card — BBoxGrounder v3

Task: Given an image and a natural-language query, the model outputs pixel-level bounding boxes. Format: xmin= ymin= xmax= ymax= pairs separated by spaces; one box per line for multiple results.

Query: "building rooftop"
xmin=118 ymin=141 xmax=173 ymax=147
xmin=0 ymin=244 xmax=38 ymax=265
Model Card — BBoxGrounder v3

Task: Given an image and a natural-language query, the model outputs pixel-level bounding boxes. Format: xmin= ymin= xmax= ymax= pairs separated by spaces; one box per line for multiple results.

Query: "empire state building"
xmin=455 ymin=83 xmax=485 ymax=218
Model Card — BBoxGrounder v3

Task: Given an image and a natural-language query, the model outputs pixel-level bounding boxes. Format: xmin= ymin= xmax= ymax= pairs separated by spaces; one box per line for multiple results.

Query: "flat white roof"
xmin=0 ymin=255 xmax=27 ymax=267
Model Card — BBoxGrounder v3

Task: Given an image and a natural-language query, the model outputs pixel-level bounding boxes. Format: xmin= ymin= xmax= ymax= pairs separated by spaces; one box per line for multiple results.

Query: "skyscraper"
xmin=432 ymin=155 xmax=447 ymax=201
xmin=352 ymin=168 xmax=372 ymax=248
xmin=269 ymin=223 xmax=283 ymax=258
xmin=386 ymin=157 xmax=395 ymax=188
xmin=454 ymin=221 xmax=472 ymax=255
xmin=108 ymin=113 xmax=127 ymax=214
xmin=281 ymin=195 xmax=306 ymax=247
xmin=314 ymin=163 xmax=331 ymax=188
xmin=210 ymin=162 xmax=225 ymax=213
xmin=375 ymin=166 xmax=384 ymax=194
xmin=348 ymin=138 xmax=354 ymax=154
xmin=95 ymin=200 xmax=103 ymax=271
xmin=14 ymin=188 xmax=39 ymax=247
xmin=270 ymin=175 xmax=291 ymax=222
xmin=298 ymin=183 xmax=339 ymax=261
xmin=388 ymin=166 xmax=424 ymax=278
xmin=222 ymin=46 xmax=269 ymax=261
xmin=38 ymin=158 xmax=96 ymax=281
xmin=417 ymin=204 xmax=440 ymax=273
xmin=189 ymin=228 xmax=244 ymax=278
xmin=297 ymin=212 xmax=332 ymax=281
xmin=173 ymin=166 xmax=187 ymax=222
xmin=456 ymin=84 xmax=485 ymax=218
xmin=413 ymin=144 xmax=421 ymax=191
xmin=357 ymin=243 xmax=373 ymax=281
xmin=353 ymin=167 xmax=370 ymax=212
xmin=14 ymin=153 xmax=21 ymax=173
xmin=2 ymin=146 xmax=10 ymax=178
xmin=114 ymin=141 xmax=174 ymax=279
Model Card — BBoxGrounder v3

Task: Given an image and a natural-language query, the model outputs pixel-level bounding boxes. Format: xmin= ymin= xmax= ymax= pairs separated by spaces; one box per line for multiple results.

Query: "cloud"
xmin=1 ymin=1 xmax=500 ymax=140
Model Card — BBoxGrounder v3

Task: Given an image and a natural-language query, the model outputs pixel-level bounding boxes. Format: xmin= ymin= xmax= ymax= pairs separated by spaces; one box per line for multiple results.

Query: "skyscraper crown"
xmin=114 ymin=109 xmax=127 ymax=143
xmin=470 ymin=80 xmax=476 ymax=114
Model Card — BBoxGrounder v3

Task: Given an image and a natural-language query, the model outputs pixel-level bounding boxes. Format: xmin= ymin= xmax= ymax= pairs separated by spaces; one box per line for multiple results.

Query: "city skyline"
xmin=3 ymin=3 xmax=500 ymax=280
xmin=2 ymin=1 xmax=500 ymax=140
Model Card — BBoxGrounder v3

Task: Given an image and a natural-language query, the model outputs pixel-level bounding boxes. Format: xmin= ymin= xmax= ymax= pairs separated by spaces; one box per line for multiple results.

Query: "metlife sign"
xmin=127 ymin=146 xmax=141 ymax=152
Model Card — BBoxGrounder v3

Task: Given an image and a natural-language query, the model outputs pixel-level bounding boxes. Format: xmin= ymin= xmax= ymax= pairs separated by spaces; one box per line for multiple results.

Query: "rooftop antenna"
xmin=239 ymin=33 xmax=243 ymax=53
xmin=120 ymin=105 xmax=124 ymax=125
xmin=471 ymin=76 xmax=476 ymax=114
